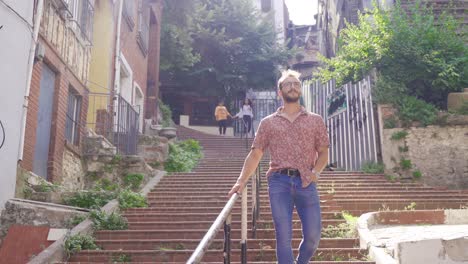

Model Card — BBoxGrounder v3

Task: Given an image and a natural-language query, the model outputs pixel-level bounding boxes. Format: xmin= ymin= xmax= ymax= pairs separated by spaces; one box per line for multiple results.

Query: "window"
xmin=65 ymin=0 xmax=94 ymax=43
xmin=65 ymin=89 xmax=82 ymax=145
xmin=137 ymin=1 xmax=150 ymax=55
xmin=261 ymin=0 xmax=272 ymax=12
xmin=123 ymin=0 xmax=135 ymax=30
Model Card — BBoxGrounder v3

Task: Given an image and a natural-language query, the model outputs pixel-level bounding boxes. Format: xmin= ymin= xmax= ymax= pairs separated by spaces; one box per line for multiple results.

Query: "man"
xmin=228 ymin=70 xmax=329 ymax=264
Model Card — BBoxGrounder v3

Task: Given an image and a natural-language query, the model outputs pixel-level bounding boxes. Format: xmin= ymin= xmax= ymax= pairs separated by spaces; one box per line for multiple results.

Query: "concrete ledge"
xmin=358 ymin=209 xmax=468 ymax=264
xmin=28 ymin=170 xmax=166 ymax=264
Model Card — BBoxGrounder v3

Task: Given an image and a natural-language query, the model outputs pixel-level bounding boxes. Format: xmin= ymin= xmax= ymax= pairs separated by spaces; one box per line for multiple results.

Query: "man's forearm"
xmin=314 ymin=148 xmax=329 ymax=173
xmin=236 ymin=149 xmax=263 ymax=185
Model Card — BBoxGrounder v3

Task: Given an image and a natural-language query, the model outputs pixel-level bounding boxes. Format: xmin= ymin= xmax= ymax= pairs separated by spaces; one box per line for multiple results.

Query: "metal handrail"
xmin=187 ymin=165 xmax=262 ymax=264
xmin=186 ymin=190 xmax=243 ymax=264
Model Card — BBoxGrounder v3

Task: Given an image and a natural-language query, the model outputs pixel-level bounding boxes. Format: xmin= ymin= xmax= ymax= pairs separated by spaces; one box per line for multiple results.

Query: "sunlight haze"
xmin=284 ymin=0 xmax=318 ymax=25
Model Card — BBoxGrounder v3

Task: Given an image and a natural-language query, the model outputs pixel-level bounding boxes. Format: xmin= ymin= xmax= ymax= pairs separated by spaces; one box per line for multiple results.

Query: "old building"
xmin=20 ymin=0 xmax=94 ymax=189
xmin=288 ymin=23 xmax=321 ymax=79
xmin=87 ymin=0 xmax=163 ymax=154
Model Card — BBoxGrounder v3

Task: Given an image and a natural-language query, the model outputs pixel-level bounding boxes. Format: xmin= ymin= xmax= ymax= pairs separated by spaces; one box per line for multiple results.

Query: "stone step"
xmin=94 ymin=228 xmax=348 ymax=240
xmin=155 ymin=179 xmax=392 ymax=185
xmin=122 ymin=211 xmax=344 ymax=221
xmin=125 ymin=218 xmax=346 ymax=230
xmin=70 ymin=248 xmax=368 ymax=262
xmin=64 ymin=256 xmax=375 ymax=264
xmin=95 ymin=238 xmax=359 ymax=250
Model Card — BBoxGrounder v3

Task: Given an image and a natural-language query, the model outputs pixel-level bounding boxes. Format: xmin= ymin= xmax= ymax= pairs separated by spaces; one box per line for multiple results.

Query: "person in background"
xmin=214 ymin=100 xmax=232 ymax=135
xmin=234 ymin=98 xmax=254 ymax=137
xmin=228 ymin=70 xmax=329 ymax=264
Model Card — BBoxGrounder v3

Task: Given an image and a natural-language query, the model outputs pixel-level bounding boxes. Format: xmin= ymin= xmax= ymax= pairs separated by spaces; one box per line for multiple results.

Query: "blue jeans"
xmin=268 ymin=172 xmax=322 ymax=264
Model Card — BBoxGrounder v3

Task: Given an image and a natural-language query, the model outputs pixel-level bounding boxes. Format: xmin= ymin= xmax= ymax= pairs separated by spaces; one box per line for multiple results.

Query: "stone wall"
xmin=0 ymin=199 xmax=87 ymax=246
xmin=381 ymin=126 xmax=468 ymax=188
xmin=137 ymin=135 xmax=169 ymax=169
xmin=60 ymin=147 xmax=85 ymax=190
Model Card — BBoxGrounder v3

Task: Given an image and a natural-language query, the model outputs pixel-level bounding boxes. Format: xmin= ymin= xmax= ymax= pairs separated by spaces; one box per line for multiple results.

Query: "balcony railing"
xmin=68 ymin=0 xmax=94 ymax=43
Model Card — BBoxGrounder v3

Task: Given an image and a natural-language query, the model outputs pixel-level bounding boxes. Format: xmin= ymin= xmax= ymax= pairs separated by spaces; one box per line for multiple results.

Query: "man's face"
xmin=279 ymin=76 xmax=302 ymax=103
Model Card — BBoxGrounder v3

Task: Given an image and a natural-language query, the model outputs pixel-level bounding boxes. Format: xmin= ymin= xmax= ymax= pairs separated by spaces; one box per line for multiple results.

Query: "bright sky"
xmin=284 ymin=0 xmax=318 ymax=25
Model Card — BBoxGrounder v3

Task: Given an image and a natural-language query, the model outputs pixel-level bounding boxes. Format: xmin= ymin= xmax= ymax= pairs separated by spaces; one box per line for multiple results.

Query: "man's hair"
xmin=277 ymin=69 xmax=301 ymax=90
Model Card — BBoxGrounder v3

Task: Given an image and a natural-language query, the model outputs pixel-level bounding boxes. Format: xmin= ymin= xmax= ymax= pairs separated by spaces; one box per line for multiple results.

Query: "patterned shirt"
xmin=252 ymin=106 xmax=329 ymax=187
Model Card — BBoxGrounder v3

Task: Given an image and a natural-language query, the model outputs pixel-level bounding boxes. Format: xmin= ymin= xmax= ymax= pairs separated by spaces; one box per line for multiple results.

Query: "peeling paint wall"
xmin=40 ymin=0 xmax=92 ymax=84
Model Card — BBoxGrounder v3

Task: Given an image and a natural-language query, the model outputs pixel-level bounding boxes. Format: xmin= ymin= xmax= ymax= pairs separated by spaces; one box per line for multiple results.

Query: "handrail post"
xmin=241 ymin=186 xmax=248 ymax=264
xmin=251 ymin=169 xmax=257 ymax=238
xmin=223 ymin=214 xmax=232 ymax=264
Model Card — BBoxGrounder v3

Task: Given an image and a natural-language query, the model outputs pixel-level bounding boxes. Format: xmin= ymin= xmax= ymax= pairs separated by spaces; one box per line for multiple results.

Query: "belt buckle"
xmin=287 ymin=169 xmax=294 ymax=177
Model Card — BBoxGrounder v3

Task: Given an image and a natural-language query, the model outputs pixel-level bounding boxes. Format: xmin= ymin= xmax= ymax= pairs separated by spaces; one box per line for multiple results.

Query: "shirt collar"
xmin=274 ymin=106 xmax=308 ymax=116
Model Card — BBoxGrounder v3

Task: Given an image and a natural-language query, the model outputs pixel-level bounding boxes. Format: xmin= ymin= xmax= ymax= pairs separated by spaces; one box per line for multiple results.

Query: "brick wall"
xmin=145 ymin=1 xmax=163 ymax=121
xmin=120 ymin=0 xmax=149 ymax=100
xmin=22 ymin=37 xmax=89 ymax=185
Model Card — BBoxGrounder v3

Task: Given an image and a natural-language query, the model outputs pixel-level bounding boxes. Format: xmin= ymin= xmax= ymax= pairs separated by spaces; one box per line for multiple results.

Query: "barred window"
xmin=65 ymin=88 xmax=82 ymax=145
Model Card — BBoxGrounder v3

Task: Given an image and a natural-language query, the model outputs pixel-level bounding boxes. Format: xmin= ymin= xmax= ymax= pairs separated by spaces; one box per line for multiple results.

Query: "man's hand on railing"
xmin=228 ymin=180 xmax=245 ymax=198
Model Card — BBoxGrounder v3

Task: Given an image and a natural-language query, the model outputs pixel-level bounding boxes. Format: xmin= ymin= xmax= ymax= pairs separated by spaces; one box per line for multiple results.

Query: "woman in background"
xmin=214 ymin=100 xmax=233 ymax=135
xmin=235 ymin=98 xmax=254 ymax=136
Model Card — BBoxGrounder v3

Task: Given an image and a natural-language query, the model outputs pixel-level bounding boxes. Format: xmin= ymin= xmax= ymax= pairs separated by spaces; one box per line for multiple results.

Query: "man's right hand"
xmin=228 ymin=182 xmax=244 ymax=198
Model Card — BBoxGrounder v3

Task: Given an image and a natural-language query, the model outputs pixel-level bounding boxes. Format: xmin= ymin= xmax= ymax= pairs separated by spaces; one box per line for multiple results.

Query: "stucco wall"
xmin=382 ymin=126 xmax=468 ymax=189
xmin=0 ymin=1 xmax=34 ymax=209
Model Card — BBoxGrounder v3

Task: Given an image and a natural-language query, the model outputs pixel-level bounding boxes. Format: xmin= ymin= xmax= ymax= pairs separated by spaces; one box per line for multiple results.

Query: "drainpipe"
xmin=113 ymin=0 xmax=124 ymax=95
xmin=18 ymin=0 xmax=44 ymax=161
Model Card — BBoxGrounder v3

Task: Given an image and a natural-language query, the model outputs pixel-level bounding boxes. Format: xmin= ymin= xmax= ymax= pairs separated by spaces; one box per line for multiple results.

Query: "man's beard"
xmin=282 ymin=91 xmax=300 ymax=103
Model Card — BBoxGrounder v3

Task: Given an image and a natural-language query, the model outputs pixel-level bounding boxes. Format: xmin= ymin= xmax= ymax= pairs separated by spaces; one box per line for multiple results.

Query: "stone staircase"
xmin=66 ymin=126 xmax=468 ymax=263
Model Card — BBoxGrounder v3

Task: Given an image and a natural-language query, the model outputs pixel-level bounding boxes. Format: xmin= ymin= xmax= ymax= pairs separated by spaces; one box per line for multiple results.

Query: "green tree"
xmin=317 ymin=0 xmax=467 ymax=109
xmin=160 ymin=0 xmax=293 ymax=97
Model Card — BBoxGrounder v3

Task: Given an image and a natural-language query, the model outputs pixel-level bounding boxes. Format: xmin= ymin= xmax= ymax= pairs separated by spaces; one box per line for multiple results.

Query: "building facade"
xmin=0 ymin=0 xmax=36 ymax=209
xmin=87 ymin=0 xmax=163 ymax=141
xmin=21 ymin=0 xmax=94 ymax=189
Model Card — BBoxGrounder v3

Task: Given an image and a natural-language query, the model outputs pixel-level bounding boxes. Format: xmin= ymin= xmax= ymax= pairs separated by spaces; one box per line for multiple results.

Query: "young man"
xmin=228 ymin=70 xmax=329 ymax=264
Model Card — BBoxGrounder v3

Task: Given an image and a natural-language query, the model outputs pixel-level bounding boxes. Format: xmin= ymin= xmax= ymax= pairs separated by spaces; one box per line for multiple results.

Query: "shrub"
xmin=385 ymin=174 xmax=397 ymax=182
xmin=453 ymin=100 xmax=468 ymax=115
xmin=400 ymin=158 xmax=412 ymax=170
xmin=95 ymin=178 xmax=119 ymax=192
xmin=361 ymin=162 xmax=385 ymax=174
xmin=90 ymin=210 xmax=128 ymax=230
xmin=112 ymin=254 xmax=132 ymax=262
xmin=164 ymin=139 xmax=203 ymax=172
xmin=159 ymin=99 xmax=173 ymax=127
xmin=33 ymin=180 xmax=59 ymax=192
xmin=412 ymin=170 xmax=422 ymax=180
xmin=404 ymin=202 xmax=417 ymax=211
xmin=118 ymin=189 xmax=147 ymax=209
xmin=66 ymin=215 xmax=87 ymax=228
xmin=64 ymin=191 xmax=117 ymax=209
xmin=398 ymin=145 xmax=408 ymax=152
xmin=390 ymin=130 xmax=408 ymax=140
xmin=64 ymin=234 xmax=99 ymax=258
xmin=383 ymin=117 xmax=398 ymax=129
xmin=123 ymin=173 xmax=144 ymax=190
xmin=397 ymin=96 xmax=437 ymax=127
